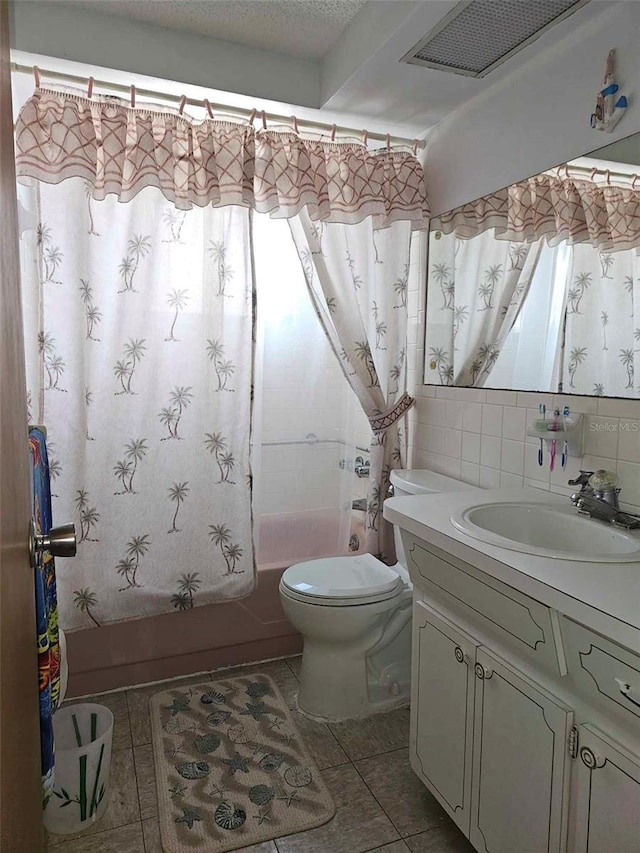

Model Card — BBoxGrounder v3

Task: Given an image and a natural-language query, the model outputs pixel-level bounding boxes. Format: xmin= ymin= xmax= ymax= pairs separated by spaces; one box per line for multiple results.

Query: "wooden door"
xmin=410 ymin=600 xmax=477 ymax=835
xmin=470 ymin=648 xmax=572 ymax=853
xmin=0 ymin=2 xmax=44 ymax=850
xmin=570 ymin=725 xmax=640 ymax=853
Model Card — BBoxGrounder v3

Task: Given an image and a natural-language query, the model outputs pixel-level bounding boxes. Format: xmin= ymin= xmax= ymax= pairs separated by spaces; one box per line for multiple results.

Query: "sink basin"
xmin=450 ymin=501 xmax=640 ymax=562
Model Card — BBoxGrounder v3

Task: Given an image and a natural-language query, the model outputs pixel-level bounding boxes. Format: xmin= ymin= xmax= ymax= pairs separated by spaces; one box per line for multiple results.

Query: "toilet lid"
xmin=282 ymin=553 xmax=403 ymax=601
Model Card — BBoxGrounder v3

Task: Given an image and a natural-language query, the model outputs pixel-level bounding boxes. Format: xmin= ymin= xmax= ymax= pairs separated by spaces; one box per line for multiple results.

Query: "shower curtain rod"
xmin=11 ymin=62 xmax=426 ymax=151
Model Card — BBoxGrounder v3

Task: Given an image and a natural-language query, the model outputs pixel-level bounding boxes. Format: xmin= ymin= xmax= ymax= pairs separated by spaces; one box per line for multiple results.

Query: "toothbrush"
xmin=561 ymin=406 xmax=570 ymax=469
xmin=537 ymin=404 xmax=545 ymax=466
xmin=550 ymin=438 xmax=556 ymax=472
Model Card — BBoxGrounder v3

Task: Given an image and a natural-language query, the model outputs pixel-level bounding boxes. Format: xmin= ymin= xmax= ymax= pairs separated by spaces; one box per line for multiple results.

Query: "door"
xmin=470 ymin=648 xmax=572 ymax=853
xmin=570 ymin=725 xmax=640 ymax=853
xmin=410 ymin=600 xmax=477 ymax=835
xmin=0 ymin=2 xmax=44 ymax=850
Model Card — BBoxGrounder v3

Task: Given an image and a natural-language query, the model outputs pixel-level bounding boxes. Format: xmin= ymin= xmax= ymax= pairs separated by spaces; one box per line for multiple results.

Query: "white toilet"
xmin=279 ymin=469 xmax=478 ymax=720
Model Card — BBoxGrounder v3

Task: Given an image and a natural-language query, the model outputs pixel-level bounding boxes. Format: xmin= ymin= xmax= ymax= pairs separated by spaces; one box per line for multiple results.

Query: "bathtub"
xmin=255 ymin=509 xmax=365 ymax=570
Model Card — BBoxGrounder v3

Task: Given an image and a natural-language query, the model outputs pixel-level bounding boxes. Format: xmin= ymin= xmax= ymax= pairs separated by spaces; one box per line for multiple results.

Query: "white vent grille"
xmin=402 ymin=0 xmax=588 ymax=78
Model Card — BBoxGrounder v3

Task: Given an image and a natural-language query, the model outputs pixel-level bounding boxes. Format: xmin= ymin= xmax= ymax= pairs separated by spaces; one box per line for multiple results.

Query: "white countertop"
xmin=384 ymin=487 xmax=640 ymax=653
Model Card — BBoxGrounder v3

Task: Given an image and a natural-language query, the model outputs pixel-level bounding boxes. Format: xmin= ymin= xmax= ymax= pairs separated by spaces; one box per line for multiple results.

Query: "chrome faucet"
xmin=569 ymin=470 xmax=640 ymax=530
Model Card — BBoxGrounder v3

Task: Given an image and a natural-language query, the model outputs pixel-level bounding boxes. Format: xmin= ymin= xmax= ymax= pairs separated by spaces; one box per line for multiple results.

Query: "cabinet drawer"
xmin=562 ymin=617 xmax=640 ymax=727
xmin=407 ymin=538 xmax=560 ymax=674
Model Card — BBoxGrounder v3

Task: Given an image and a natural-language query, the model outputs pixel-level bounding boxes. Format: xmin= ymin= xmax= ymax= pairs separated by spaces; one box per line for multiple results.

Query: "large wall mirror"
xmin=424 ymin=132 xmax=640 ymax=397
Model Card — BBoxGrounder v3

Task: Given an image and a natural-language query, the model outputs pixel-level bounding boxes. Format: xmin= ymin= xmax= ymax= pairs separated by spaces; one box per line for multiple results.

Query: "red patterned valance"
xmin=15 ymin=88 xmax=430 ymax=230
xmin=434 ymin=172 xmax=640 ymax=252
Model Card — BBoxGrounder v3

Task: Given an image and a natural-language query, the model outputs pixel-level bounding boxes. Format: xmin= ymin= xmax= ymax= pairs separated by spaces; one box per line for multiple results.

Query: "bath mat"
xmin=150 ymin=673 xmax=336 ymax=852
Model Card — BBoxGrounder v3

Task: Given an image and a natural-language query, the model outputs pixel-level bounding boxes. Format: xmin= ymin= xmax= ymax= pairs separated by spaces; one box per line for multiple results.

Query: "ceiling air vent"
xmin=402 ymin=0 xmax=588 ymax=78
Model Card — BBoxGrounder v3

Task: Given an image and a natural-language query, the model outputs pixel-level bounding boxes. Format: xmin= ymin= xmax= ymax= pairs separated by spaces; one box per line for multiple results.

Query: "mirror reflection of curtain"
xmin=562 ymin=244 xmax=640 ymax=396
xmin=425 ymin=229 xmax=542 ymax=387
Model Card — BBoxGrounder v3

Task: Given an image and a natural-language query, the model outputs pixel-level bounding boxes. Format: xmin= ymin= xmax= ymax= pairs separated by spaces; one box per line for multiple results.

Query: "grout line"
xmin=351 ymin=759 xmax=406 ymax=842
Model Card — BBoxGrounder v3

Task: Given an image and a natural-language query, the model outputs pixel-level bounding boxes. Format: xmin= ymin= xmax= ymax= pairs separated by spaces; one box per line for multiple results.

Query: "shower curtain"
xmin=22 ymin=179 xmax=255 ymax=628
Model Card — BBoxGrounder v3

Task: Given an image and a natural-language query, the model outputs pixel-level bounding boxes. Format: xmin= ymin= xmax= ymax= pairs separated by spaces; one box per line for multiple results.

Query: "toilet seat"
xmin=281 ymin=553 xmax=405 ymax=606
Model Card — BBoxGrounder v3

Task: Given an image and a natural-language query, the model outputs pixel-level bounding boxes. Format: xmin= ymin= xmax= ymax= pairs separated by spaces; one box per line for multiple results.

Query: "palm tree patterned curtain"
xmin=425 ymin=229 xmax=542 ymax=386
xmin=562 ymin=243 xmax=640 ymax=396
xmin=21 ymin=178 xmax=255 ymax=628
xmin=287 ymin=211 xmax=414 ymax=562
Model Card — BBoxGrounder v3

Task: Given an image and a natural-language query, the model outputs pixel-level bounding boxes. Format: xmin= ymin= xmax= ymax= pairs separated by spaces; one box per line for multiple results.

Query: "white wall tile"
xmin=446 ymin=400 xmax=464 ymax=430
xmin=462 ymin=402 xmax=483 ymax=434
xmin=616 ymin=419 xmax=640 ymax=463
xmin=481 ymin=404 xmax=503 ymax=437
xmin=445 ymin=428 xmax=463 ymax=459
xmin=461 ymin=431 xmax=481 ymax=464
xmin=486 ymin=390 xmax=518 ymax=406
xmin=500 ymin=471 xmax=524 ymax=488
xmin=479 ymin=466 xmax=501 ymax=489
xmin=597 ymin=398 xmax=640 ymax=418
xmin=616 ymin=461 xmax=640 ymax=506
xmin=460 ymin=461 xmax=480 ymax=486
xmin=584 ymin=417 xmax=620 ymax=459
xmin=502 ymin=406 xmax=526 ymax=442
xmin=501 ymin=439 xmax=524 ymax=475
xmin=480 ymin=435 xmax=501 ymax=469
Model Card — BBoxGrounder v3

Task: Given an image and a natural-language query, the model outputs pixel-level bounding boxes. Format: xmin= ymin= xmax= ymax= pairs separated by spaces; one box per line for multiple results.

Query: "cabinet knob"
xmin=474 ymin=663 xmax=493 ymax=680
xmin=454 ymin=646 xmax=465 ymax=664
xmin=579 ymin=746 xmax=603 ymax=770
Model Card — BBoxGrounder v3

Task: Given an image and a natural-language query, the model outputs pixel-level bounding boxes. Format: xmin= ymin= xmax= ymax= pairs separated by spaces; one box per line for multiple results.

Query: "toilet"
xmin=279 ymin=469 xmax=478 ymax=720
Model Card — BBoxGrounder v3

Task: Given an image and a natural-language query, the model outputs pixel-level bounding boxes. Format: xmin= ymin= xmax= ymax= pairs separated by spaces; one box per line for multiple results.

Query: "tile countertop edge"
xmin=384 ymin=487 xmax=640 ymax=654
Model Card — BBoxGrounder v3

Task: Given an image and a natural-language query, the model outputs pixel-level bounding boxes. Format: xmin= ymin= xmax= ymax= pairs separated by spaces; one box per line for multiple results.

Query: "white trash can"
xmin=44 ymin=703 xmax=114 ymax=835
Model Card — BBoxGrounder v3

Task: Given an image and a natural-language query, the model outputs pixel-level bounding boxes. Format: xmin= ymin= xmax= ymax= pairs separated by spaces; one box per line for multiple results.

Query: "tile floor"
xmin=46 ymin=657 xmax=475 ymax=853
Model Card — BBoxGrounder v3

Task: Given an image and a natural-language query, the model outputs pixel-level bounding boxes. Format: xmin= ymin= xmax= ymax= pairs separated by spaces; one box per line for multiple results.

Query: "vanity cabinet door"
xmin=411 ymin=600 xmax=478 ymax=836
xmin=570 ymin=725 xmax=640 ymax=853
xmin=470 ymin=648 xmax=573 ymax=853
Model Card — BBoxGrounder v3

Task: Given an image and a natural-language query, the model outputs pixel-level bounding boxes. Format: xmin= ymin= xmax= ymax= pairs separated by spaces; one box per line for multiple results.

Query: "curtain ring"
xmin=178 ymin=95 xmax=187 ymax=115
xmin=362 ymin=129 xmax=368 ymax=146
xmin=386 ymin=133 xmax=391 ymax=150
xmin=87 ymin=77 xmax=94 ymax=98
xmin=248 ymin=108 xmax=257 ymax=126
xmin=130 ymin=85 xmax=136 ymax=108
xmin=590 ymin=167 xmax=598 ymax=181
xmin=412 ymin=139 xmax=419 ymax=156
xmin=204 ymin=98 xmax=214 ymax=119
xmin=261 ymin=110 xmax=267 ymax=130
xmin=33 ymin=66 xmax=41 ymax=88
xmin=291 ymin=115 xmax=299 ymax=134
xmin=632 ymin=174 xmax=639 ymax=189
xmin=330 ymin=124 xmax=337 ymax=142
xmin=604 ymin=169 xmax=611 ymax=185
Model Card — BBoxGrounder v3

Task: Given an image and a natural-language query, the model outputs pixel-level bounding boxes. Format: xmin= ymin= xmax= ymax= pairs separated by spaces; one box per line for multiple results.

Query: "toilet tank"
xmin=388 ymin=469 xmax=479 ymax=567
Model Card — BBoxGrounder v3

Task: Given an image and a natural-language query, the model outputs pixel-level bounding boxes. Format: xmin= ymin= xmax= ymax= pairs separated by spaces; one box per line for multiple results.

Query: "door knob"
xmin=30 ymin=521 xmax=77 ymax=567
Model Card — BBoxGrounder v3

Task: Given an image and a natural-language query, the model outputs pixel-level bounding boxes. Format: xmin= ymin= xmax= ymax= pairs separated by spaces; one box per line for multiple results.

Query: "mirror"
xmin=424 ymin=131 xmax=640 ymax=397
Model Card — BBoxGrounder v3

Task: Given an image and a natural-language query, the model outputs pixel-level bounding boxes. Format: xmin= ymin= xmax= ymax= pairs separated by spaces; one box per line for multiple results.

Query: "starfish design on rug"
xmin=267 ymin=716 xmax=283 ymax=731
xmin=278 ymin=790 xmax=298 ymax=807
xmin=240 ymin=701 xmax=267 ymax=721
xmin=250 ymin=742 xmax=265 ymax=757
xmin=207 ymin=783 xmax=227 ymax=801
xmin=166 ymin=695 xmax=190 ymax=716
xmin=283 ymin=733 xmax=296 ymax=746
xmin=175 ymin=807 xmax=203 ymax=829
xmin=253 ymin=810 xmax=272 ymax=825
xmin=222 ymin=752 xmax=251 ymax=776
xmin=169 ymin=784 xmax=187 ymax=799
xmin=169 ymin=745 xmax=185 ymax=758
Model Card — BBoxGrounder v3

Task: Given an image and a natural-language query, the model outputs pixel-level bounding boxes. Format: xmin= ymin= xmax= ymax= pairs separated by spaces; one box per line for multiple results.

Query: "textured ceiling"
xmin=56 ymin=0 xmax=370 ymax=58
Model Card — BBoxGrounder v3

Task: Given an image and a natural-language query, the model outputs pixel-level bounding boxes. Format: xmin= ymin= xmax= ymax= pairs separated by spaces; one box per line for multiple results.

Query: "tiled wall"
xmin=406 ymin=235 xmax=640 ymax=514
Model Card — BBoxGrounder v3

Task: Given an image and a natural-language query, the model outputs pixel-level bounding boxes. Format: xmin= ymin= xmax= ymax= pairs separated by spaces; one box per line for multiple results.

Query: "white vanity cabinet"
xmin=396 ymin=527 xmax=640 ymax=853
xmin=411 ymin=600 xmax=573 ymax=853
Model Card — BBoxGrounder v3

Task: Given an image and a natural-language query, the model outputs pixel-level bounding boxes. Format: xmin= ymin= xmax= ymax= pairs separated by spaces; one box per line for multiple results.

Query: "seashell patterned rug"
xmin=150 ymin=672 xmax=336 ymax=852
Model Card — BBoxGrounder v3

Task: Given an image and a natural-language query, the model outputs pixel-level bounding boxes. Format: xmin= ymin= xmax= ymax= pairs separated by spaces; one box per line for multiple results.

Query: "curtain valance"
xmin=15 ymin=88 xmax=430 ymax=230
xmin=433 ymin=172 xmax=640 ymax=252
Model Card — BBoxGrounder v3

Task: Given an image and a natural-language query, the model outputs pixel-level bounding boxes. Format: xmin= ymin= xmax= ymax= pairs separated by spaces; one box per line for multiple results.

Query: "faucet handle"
xmin=568 ymin=470 xmax=594 ymax=487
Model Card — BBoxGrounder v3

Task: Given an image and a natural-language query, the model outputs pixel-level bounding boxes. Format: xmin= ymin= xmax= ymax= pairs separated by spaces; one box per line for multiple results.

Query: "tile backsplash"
xmin=407 ymin=387 xmax=640 ymax=514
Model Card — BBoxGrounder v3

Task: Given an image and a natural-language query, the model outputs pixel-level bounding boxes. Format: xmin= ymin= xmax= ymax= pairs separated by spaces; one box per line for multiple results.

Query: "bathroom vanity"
xmin=384 ymin=487 xmax=640 ymax=853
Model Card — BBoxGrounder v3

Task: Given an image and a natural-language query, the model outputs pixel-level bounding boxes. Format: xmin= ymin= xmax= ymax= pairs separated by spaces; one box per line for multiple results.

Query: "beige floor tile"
xmin=47 ymin=749 xmax=140 ymax=845
xmin=142 ymin=816 xmax=278 ymax=853
xmin=355 ymin=748 xmax=449 ymax=837
xmin=404 ymin=825 xmax=476 ymax=853
xmin=126 ymin=673 xmax=211 ymax=746
xmin=133 ymin=744 xmax=157 ymax=820
xmin=274 ymin=763 xmax=400 ymax=853
xmin=46 ymin=821 xmax=144 ymax=852
xmin=289 ymin=709 xmax=349 ymax=771
xmin=285 ymin=655 xmax=302 ymax=680
xmin=328 ymin=706 xmax=410 ymax=761
xmin=64 ymin=691 xmax=132 ymax=753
